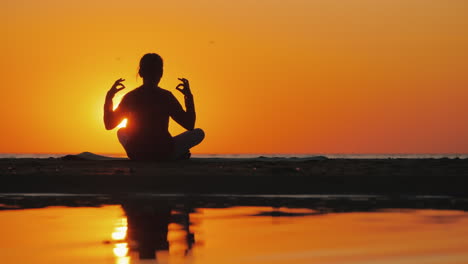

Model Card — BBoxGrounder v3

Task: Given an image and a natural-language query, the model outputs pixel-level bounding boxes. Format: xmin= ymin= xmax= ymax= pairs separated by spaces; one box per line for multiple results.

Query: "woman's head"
xmin=138 ymin=53 xmax=164 ymax=83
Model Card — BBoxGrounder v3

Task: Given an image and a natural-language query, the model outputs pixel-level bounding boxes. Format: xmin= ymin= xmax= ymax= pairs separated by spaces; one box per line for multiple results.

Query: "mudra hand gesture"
xmin=176 ymin=78 xmax=193 ymax=98
xmin=107 ymin=78 xmax=126 ymax=98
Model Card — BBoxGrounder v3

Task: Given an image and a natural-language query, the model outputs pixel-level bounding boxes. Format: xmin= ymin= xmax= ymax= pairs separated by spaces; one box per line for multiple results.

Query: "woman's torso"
xmin=121 ymin=86 xmax=175 ymax=160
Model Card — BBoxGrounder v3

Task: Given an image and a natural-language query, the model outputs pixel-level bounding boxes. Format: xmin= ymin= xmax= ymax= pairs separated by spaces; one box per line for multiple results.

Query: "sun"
xmin=112 ymin=97 xmax=127 ymax=128
xmin=117 ymin=119 xmax=127 ymax=128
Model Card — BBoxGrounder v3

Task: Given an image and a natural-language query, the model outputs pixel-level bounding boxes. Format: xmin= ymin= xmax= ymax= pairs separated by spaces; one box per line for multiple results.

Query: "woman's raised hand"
xmin=107 ymin=78 xmax=126 ymax=98
xmin=176 ymin=78 xmax=193 ymax=98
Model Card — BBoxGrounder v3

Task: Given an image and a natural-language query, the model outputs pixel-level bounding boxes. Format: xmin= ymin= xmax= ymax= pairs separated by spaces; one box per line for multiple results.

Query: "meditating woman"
xmin=103 ymin=53 xmax=205 ymax=161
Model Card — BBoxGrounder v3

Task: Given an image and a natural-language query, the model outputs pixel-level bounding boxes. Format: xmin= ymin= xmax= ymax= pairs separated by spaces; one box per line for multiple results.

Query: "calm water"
xmin=1 ymin=196 xmax=468 ymax=264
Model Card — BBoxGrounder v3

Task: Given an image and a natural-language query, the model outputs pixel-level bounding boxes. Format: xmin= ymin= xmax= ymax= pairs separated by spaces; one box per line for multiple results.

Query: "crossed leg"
xmin=117 ymin=128 xmax=205 ymax=160
xmin=171 ymin=128 xmax=205 ymax=160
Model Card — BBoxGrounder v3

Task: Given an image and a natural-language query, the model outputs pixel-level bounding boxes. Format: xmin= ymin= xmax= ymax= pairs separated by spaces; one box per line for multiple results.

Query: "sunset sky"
xmin=2 ymin=0 xmax=468 ymax=154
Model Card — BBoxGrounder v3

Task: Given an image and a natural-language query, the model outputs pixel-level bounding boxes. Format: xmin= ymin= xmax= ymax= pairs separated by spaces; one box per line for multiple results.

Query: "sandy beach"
xmin=2 ymin=156 xmax=468 ymax=196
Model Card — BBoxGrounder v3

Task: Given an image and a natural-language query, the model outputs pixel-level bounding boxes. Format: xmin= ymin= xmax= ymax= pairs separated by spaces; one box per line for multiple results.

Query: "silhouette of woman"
xmin=104 ymin=53 xmax=205 ymax=161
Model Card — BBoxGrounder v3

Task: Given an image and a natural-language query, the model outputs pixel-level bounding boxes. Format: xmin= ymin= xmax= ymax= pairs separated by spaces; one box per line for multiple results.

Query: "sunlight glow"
xmin=116 ymin=256 xmax=130 ymax=264
xmin=111 ymin=218 xmax=129 ymax=264
xmin=112 ymin=218 xmax=128 ymax=240
xmin=113 ymin=243 xmax=129 ymax=257
xmin=117 ymin=119 xmax=127 ymax=129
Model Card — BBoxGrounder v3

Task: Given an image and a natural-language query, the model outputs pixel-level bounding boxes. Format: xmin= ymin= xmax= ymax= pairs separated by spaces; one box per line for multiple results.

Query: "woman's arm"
xmin=171 ymin=78 xmax=196 ymax=130
xmin=103 ymin=78 xmax=126 ymax=130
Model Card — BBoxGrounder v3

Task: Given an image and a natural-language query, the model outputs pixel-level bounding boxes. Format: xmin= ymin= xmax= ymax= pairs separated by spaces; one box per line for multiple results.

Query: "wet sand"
xmin=1 ymin=157 xmax=468 ymax=196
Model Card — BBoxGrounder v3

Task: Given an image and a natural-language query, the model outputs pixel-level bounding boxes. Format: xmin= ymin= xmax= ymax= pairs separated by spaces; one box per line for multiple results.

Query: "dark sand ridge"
xmin=1 ymin=152 xmax=468 ymax=197
xmin=1 ymin=193 xmax=468 ymax=213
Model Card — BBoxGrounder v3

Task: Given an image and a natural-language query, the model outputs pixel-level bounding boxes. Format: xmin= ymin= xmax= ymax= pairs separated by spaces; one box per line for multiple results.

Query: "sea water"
xmin=1 ymin=201 xmax=468 ymax=264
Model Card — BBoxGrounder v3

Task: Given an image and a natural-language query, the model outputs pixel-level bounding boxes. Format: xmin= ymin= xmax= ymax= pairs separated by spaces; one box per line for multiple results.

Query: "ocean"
xmin=1 ymin=194 xmax=468 ymax=264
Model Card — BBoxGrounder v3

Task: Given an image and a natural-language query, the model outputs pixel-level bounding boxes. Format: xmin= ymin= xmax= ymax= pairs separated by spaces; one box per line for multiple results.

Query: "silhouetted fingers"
xmin=112 ymin=79 xmax=123 ymax=88
xmin=111 ymin=78 xmax=125 ymax=90
xmin=176 ymin=87 xmax=184 ymax=94
xmin=178 ymin=78 xmax=188 ymax=84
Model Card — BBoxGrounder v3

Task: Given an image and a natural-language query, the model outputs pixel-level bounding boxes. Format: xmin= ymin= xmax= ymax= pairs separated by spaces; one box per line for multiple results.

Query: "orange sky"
xmin=2 ymin=0 xmax=468 ymax=154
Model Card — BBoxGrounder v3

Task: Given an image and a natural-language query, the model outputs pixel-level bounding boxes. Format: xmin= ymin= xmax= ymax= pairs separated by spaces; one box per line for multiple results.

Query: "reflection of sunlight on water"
xmin=112 ymin=217 xmax=129 ymax=264
xmin=114 ymin=243 xmax=129 ymax=257
xmin=115 ymin=254 xmax=130 ymax=264
xmin=3 ymin=205 xmax=468 ymax=264
xmin=112 ymin=218 xmax=128 ymax=240
xmin=112 ymin=226 xmax=128 ymax=240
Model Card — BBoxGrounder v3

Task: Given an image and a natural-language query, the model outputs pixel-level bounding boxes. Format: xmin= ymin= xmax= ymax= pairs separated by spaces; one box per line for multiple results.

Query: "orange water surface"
xmin=1 ymin=206 xmax=468 ymax=264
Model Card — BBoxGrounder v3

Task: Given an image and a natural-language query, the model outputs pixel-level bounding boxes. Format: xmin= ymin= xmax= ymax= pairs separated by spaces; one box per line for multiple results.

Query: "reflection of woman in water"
xmin=122 ymin=202 xmax=195 ymax=259
xmin=104 ymin=53 xmax=205 ymax=161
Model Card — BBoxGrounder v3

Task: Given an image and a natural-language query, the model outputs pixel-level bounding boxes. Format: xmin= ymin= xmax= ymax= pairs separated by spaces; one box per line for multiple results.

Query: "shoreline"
xmin=2 ymin=157 xmax=468 ymax=197
xmin=1 ymin=192 xmax=468 ymax=212
xmin=2 ymin=153 xmax=468 ymax=160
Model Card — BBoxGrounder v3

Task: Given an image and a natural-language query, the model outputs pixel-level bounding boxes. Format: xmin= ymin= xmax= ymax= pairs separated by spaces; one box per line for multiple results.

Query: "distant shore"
xmin=1 ymin=153 xmax=468 ymax=159
xmin=2 ymin=157 xmax=468 ymax=197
